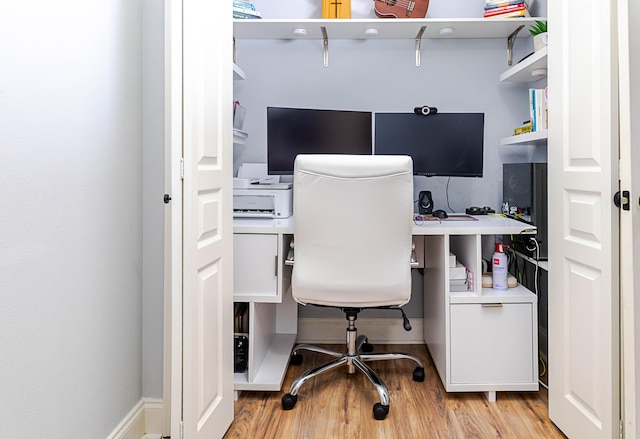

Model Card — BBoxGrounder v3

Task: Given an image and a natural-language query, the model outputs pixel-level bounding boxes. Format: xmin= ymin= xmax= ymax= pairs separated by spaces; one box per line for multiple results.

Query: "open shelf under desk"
xmin=234 ymin=332 xmax=296 ymax=391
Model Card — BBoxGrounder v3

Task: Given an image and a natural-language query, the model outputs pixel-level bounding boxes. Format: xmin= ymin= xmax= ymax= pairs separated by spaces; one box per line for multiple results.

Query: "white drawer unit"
xmin=450 ymin=302 xmax=536 ymax=386
xmin=424 ymin=233 xmax=539 ymax=402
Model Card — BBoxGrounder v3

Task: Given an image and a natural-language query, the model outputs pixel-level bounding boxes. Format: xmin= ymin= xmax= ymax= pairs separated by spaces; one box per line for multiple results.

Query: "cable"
xmin=539 ymin=353 xmax=547 ymax=377
xmin=445 ymin=177 xmax=454 ymax=213
xmin=525 ymin=237 xmax=541 ymax=296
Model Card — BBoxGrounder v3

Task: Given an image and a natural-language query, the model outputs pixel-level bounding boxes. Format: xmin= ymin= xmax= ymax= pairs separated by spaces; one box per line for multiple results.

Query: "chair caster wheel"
xmin=413 ymin=366 xmax=425 ymax=382
xmin=361 ymin=342 xmax=374 ymax=353
xmin=290 ymin=353 xmax=303 ymax=366
xmin=281 ymin=393 xmax=298 ymax=410
xmin=373 ymin=402 xmax=389 ymax=420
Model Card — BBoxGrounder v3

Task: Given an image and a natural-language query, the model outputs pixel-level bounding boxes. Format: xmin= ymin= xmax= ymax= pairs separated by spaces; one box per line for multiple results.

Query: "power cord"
xmin=523 ymin=236 xmax=541 ymax=296
xmin=445 ymin=177 xmax=454 ymax=213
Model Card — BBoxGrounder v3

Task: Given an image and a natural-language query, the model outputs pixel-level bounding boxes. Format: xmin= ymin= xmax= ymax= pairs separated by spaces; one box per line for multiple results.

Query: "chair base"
xmin=281 ymin=314 xmax=425 ymax=420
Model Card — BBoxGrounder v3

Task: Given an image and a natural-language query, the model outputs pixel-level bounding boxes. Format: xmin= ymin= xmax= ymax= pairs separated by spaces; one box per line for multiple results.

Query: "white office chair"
xmin=281 ymin=154 xmax=425 ymax=421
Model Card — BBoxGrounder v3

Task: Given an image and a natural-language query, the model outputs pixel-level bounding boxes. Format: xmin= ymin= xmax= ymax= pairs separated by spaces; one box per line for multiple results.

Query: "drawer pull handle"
xmin=481 ymin=303 xmax=503 ymax=308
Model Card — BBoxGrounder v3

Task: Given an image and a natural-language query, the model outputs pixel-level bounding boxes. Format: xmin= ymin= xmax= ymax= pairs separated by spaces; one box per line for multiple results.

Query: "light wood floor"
xmin=225 ymin=344 xmax=567 ymax=439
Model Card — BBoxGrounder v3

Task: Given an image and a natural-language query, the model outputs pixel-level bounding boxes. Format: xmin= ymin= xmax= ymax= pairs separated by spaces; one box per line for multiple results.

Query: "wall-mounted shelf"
xmin=499 ymin=46 xmax=547 ymax=83
xmin=233 ymin=18 xmax=544 ymax=40
xmin=501 ymin=130 xmax=548 ymax=146
xmin=233 ymin=63 xmax=246 ymax=80
xmin=233 ymin=129 xmax=248 ymax=145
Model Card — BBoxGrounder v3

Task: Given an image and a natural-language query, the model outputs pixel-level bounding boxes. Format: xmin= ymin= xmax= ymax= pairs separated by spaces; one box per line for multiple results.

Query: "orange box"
xmin=322 ymin=0 xmax=351 ymax=18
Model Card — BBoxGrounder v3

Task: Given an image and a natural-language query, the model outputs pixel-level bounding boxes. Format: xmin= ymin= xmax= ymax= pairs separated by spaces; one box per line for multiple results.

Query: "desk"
xmin=233 ymin=215 xmax=538 ymax=401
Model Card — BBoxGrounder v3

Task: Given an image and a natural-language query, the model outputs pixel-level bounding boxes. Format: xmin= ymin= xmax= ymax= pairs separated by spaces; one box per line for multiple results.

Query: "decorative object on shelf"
xmin=513 ymin=121 xmax=532 ymax=135
xmin=233 ymin=0 xmax=262 ymax=19
xmin=374 ymin=0 xmax=429 ymax=19
xmin=483 ymin=0 xmax=529 ymax=19
xmin=322 ymin=0 xmax=351 ymax=18
xmin=529 ymin=20 xmax=548 ymax=51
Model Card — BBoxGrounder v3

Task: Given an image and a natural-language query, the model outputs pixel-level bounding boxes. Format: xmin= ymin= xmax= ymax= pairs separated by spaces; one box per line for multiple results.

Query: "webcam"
xmin=414 ymin=105 xmax=438 ymax=116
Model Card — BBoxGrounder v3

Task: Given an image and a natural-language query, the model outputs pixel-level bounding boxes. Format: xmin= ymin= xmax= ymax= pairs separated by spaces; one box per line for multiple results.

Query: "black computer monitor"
xmin=374 ymin=113 xmax=484 ymax=177
xmin=267 ymin=107 xmax=373 ymax=175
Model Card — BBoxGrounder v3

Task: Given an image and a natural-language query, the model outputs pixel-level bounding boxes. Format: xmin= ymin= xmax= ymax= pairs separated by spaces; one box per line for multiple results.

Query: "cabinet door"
xmin=450 ymin=303 xmax=535 ymax=385
xmin=234 ymin=234 xmax=278 ymax=299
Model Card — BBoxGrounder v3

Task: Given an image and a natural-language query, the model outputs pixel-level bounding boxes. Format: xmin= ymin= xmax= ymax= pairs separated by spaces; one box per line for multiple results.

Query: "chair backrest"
xmin=291 ymin=154 xmax=414 ymax=308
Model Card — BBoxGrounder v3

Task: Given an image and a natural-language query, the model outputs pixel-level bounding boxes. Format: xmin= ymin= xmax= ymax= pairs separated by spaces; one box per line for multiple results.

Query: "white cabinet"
xmin=450 ymin=302 xmax=535 ymax=385
xmin=233 ymin=229 xmax=297 ymax=392
xmin=234 ymin=234 xmax=279 ymax=300
xmin=423 ymin=233 xmax=538 ymax=402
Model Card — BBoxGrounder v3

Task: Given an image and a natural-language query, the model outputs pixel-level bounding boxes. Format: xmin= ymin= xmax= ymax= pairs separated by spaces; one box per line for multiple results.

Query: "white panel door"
xmin=618 ymin=0 xmax=640 ymax=435
xmin=181 ymin=0 xmax=234 ymax=438
xmin=548 ymin=0 xmax=620 ymax=437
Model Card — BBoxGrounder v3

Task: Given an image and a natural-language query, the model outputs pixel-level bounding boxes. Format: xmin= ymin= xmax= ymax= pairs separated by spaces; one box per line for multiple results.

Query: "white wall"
xmin=0 ymin=1 xmax=143 ymax=437
xmin=142 ymin=0 xmax=165 ymax=399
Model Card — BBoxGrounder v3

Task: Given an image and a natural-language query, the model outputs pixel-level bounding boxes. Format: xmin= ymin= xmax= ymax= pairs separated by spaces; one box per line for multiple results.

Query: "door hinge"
xmin=180 ymin=158 xmax=184 ymax=180
xmin=180 ymin=420 xmax=184 ymax=439
xmin=619 ymin=419 xmax=623 ymax=439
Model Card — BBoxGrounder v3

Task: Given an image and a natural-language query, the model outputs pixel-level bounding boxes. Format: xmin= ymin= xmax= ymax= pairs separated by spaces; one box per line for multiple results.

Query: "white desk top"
xmin=233 ymin=214 xmax=536 ymax=236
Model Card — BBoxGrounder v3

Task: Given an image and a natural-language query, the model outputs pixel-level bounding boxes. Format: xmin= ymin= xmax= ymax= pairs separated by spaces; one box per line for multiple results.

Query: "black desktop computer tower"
xmin=503 ymin=163 xmax=548 ymax=260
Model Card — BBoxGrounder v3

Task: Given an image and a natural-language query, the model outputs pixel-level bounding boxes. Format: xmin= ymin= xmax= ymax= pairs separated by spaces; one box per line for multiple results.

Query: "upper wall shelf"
xmin=233 ymin=18 xmax=545 ymax=40
xmin=499 ymin=46 xmax=547 ymax=82
xmin=233 ymin=63 xmax=246 ymax=80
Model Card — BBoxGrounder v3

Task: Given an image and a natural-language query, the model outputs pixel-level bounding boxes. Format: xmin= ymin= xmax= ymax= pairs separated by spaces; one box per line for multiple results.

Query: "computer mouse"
xmin=432 ymin=209 xmax=448 ymax=219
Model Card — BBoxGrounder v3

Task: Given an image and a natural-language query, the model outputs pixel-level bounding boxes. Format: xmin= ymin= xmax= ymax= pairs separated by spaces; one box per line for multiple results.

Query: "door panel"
xmin=181 ymin=0 xmax=234 ymax=438
xmin=548 ymin=0 xmax=620 ymax=437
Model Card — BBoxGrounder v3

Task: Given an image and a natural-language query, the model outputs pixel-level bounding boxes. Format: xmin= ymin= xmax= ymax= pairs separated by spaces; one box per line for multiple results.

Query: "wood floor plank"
xmin=224 ymin=344 xmax=566 ymax=439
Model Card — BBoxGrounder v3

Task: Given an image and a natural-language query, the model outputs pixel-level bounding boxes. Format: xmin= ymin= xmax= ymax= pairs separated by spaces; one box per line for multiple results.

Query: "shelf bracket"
xmin=506 ymin=25 xmax=525 ymax=66
xmin=321 ymin=26 xmax=329 ymax=67
xmin=415 ymin=26 xmax=426 ymax=67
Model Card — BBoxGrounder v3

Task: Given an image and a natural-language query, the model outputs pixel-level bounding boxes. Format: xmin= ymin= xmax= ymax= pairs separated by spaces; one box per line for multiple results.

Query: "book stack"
xmin=233 ymin=0 xmax=262 ymax=19
xmin=449 ymin=253 xmax=470 ymax=292
xmin=529 ymin=87 xmax=548 ymax=132
xmin=483 ymin=0 xmax=529 ymax=18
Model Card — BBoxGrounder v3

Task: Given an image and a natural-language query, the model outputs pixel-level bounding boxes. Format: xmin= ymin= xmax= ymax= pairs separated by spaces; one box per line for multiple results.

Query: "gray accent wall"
xmin=233 ymin=33 xmax=547 ymax=318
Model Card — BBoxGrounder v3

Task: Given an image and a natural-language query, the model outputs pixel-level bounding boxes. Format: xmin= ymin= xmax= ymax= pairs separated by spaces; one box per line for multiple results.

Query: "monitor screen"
xmin=374 ymin=113 xmax=484 ymax=177
xmin=267 ymin=107 xmax=373 ymax=175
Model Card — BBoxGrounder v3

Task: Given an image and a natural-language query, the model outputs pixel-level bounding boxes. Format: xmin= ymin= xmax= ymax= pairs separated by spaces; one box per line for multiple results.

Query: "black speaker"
xmin=418 ymin=190 xmax=433 ymax=214
xmin=234 ymin=334 xmax=248 ymax=373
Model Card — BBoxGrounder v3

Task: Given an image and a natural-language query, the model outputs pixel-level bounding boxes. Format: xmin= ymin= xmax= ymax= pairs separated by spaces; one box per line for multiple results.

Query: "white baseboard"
xmin=296 ymin=317 xmax=424 ymax=344
xmin=142 ymin=398 xmax=165 ymax=437
xmin=106 ymin=400 xmax=146 ymax=439
xmin=107 ymin=398 xmax=165 ymax=439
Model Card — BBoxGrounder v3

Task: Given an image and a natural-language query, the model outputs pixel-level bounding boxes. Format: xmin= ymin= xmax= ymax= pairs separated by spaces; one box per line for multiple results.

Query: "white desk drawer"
xmin=449 ymin=302 xmax=535 ymax=385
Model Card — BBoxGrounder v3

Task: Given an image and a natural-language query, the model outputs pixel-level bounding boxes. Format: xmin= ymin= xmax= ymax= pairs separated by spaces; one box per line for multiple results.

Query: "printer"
xmin=233 ymin=183 xmax=293 ymax=219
